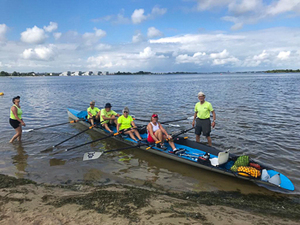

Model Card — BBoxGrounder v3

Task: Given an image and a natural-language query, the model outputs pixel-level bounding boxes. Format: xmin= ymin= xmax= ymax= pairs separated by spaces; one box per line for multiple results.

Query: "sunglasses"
xmin=123 ymin=111 xmax=128 ymax=113
xmin=153 ymin=116 xmax=158 ymax=118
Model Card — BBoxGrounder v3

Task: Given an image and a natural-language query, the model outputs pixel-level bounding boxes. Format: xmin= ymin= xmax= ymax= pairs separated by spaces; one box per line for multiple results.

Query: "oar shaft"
xmin=53 ymin=126 xmax=94 ymax=147
xmin=32 ymin=119 xmax=84 ymax=131
xmin=65 ymin=132 xmax=119 ymax=151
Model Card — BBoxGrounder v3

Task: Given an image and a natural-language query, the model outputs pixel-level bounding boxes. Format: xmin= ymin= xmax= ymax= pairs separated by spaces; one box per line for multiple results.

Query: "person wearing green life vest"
xmin=192 ymin=92 xmax=216 ymax=146
xmin=87 ymin=101 xmax=101 ymax=126
xmin=9 ymin=96 xmax=26 ymax=143
xmin=117 ymin=107 xmax=142 ymax=142
xmin=100 ymin=103 xmax=120 ymax=133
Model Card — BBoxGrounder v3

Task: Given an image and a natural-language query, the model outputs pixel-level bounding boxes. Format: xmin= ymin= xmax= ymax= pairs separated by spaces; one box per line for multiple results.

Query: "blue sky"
xmin=1 ymin=0 xmax=300 ymax=73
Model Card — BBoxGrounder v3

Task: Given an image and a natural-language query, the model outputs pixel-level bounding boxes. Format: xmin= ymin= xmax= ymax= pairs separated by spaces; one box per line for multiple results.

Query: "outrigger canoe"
xmin=67 ymin=108 xmax=294 ymax=192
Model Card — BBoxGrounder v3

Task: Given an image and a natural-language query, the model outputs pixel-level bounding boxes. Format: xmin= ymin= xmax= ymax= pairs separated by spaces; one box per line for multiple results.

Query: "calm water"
xmin=0 ymin=74 xmax=299 ymax=194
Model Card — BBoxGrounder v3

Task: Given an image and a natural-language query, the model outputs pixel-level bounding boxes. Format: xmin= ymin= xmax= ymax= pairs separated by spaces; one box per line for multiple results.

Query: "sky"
xmin=0 ymin=0 xmax=300 ymax=73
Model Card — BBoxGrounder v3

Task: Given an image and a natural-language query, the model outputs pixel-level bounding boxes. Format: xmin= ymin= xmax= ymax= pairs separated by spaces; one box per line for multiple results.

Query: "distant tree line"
xmin=265 ymin=69 xmax=300 ymax=73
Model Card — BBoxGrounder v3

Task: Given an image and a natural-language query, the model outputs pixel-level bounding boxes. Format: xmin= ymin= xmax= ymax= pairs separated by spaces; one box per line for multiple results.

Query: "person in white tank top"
xmin=147 ymin=114 xmax=177 ymax=151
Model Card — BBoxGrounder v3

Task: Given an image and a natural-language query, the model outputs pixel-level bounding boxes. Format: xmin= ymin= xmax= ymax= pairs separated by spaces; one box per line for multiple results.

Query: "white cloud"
xmin=92 ymin=9 xmax=131 ymax=24
xmin=87 ymin=47 xmax=166 ymax=70
xmin=147 ymin=27 xmax=163 ymax=38
xmin=22 ymin=44 xmax=57 ymax=61
xmin=95 ymin=43 xmax=111 ymax=51
xmin=43 ymin=22 xmax=58 ymax=32
xmin=196 ymin=0 xmax=232 ymax=11
xmin=132 ymin=32 xmax=145 ymax=43
xmin=139 ymin=47 xmax=156 ymax=58
xmin=277 ymin=51 xmax=291 ymax=60
xmin=20 ymin=26 xmax=47 ymax=44
xmin=53 ymin=32 xmax=62 ymax=40
xmin=131 ymin=6 xmax=167 ymax=24
xmin=253 ymin=50 xmax=269 ymax=60
xmin=228 ymin=0 xmax=263 ymax=15
xmin=176 ymin=52 xmax=207 ymax=65
xmin=131 ymin=9 xmax=147 ymax=24
xmin=267 ymin=0 xmax=300 ymax=16
xmin=196 ymin=0 xmax=300 ymax=30
xmin=151 ymin=6 xmax=167 ymax=16
xmin=0 ymin=24 xmax=8 ymax=41
xmin=210 ymin=49 xmax=230 ymax=59
xmin=82 ymin=28 xmax=106 ymax=45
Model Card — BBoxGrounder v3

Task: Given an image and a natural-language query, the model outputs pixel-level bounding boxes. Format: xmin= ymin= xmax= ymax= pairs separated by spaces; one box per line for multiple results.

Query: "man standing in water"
xmin=192 ymin=92 xmax=216 ymax=146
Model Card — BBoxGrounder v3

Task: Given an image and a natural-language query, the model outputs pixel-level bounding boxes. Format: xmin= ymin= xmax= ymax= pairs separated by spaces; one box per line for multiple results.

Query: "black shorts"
xmin=195 ymin=118 xmax=211 ymax=137
xmin=9 ymin=118 xmax=21 ymax=129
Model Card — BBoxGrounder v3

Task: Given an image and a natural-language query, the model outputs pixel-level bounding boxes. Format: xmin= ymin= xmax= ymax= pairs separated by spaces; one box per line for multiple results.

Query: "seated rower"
xmin=147 ymin=114 xmax=177 ymax=151
xmin=117 ymin=107 xmax=142 ymax=142
xmin=87 ymin=101 xmax=101 ymax=126
xmin=100 ymin=103 xmax=120 ymax=133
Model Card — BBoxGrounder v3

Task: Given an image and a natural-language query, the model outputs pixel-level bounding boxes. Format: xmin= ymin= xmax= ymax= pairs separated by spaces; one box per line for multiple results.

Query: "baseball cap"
xmin=152 ymin=114 xmax=158 ymax=118
xmin=105 ymin=103 xmax=112 ymax=108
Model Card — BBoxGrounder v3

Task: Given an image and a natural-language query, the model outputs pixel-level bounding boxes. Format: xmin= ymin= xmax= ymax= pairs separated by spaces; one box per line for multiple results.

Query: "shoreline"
xmin=1 ymin=174 xmax=299 ymax=225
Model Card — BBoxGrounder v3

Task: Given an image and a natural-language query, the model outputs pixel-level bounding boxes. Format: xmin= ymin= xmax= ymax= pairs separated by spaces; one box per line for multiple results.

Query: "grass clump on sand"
xmin=47 ymin=186 xmax=152 ymax=223
xmin=0 ymin=174 xmax=36 ymax=189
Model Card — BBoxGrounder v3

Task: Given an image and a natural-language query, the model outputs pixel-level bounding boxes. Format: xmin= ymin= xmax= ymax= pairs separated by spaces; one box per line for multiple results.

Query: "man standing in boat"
xmin=192 ymin=92 xmax=216 ymax=146
xmin=100 ymin=103 xmax=120 ymax=133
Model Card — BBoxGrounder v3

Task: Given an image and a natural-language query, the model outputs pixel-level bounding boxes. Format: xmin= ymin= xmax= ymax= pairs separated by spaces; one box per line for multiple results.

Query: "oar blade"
xmin=83 ymin=151 xmax=103 ymax=161
xmin=22 ymin=129 xmax=33 ymax=133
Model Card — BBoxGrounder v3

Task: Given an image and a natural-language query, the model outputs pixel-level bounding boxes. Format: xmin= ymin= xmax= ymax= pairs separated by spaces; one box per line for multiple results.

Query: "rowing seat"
xmin=209 ymin=150 xmax=230 ymax=167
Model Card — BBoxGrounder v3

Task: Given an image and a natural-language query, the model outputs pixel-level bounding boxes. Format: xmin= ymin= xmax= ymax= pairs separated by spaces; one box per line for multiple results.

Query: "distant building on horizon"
xmin=59 ymin=71 xmax=71 ymax=76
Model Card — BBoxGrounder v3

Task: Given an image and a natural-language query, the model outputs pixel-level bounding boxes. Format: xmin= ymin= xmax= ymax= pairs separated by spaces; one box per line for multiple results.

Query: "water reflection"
xmin=11 ymin=143 xmax=28 ymax=178
xmin=49 ymin=158 xmax=66 ymax=166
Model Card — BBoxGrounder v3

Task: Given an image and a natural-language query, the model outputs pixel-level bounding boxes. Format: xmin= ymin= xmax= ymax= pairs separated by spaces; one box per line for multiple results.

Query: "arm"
xmin=87 ymin=109 xmax=93 ymax=118
xmin=211 ymin=111 xmax=216 ymax=128
xmin=131 ymin=121 xmax=137 ymax=128
xmin=192 ymin=112 xmax=197 ymax=127
xmin=117 ymin=122 xmax=121 ymax=133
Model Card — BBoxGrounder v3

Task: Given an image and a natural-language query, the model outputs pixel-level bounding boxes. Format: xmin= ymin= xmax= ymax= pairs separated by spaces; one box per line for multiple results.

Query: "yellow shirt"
xmin=194 ymin=101 xmax=213 ymax=119
xmin=10 ymin=105 xmax=22 ymax=120
xmin=87 ymin=107 xmax=100 ymax=119
xmin=100 ymin=109 xmax=118 ymax=124
xmin=117 ymin=115 xmax=133 ymax=130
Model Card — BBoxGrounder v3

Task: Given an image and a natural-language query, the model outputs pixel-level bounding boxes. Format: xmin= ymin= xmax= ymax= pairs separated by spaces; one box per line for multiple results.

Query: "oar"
xmin=166 ymin=127 xmax=195 ymax=141
xmin=83 ymin=142 xmax=149 ymax=161
xmin=64 ymin=131 xmax=122 ymax=152
xmin=41 ymin=125 xmax=95 ymax=153
xmin=23 ymin=119 xmax=85 ymax=132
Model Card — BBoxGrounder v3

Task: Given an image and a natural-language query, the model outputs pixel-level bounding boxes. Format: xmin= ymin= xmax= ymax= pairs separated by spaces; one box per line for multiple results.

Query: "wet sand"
xmin=0 ymin=174 xmax=299 ymax=225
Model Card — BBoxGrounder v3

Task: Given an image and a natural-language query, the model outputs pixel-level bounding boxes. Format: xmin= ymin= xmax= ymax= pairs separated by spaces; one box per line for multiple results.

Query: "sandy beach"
xmin=0 ymin=174 xmax=299 ymax=225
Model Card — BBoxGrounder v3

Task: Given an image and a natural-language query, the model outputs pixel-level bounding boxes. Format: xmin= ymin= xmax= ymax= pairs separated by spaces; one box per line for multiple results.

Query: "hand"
xmin=21 ymin=122 xmax=26 ymax=126
xmin=212 ymin=121 xmax=215 ymax=128
xmin=192 ymin=121 xmax=195 ymax=127
xmin=111 ymin=115 xmax=116 ymax=119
